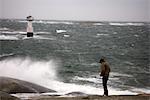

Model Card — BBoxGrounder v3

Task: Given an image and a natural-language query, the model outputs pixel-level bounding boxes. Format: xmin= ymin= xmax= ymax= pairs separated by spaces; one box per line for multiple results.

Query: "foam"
xmin=22 ymin=35 xmax=56 ymax=40
xmin=64 ymin=34 xmax=70 ymax=37
xmin=0 ymin=53 xmax=15 ymax=58
xmin=131 ymin=88 xmax=150 ymax=94
xmin=46 ymin=21 xmax=74 ymax=25
xmin=93 ymin=23 xmax=104 ymax=26
xmin=0 ymin=27 xmax=9 ymax=31
xmin=0 ymin=35 xmax=19 ymax=40
xmin=1 ymin=31 xmax=18 ymax=34
xmin=73 ymin=76 xmax=101 ymax=84
xmin=0 ymin=57 xmax=59 ymax=83
xmin=56 ymin=30 xmax=67 ymax=33
xmin=110 ymin=72 xmax=133 ymax=77
xmin=19 ymin=20 xmax=74 ymax=25
xmin=35 ymin=32 xmax=50 ymax=35
xmin=97 ymin=33 xmax=109 ymax=36
xmin=109 ymin=23 xmax=144 ymax=26
xmin=0 ymin=31 xmax=55 ymax=40
xmin=0 ymin=57 xmax=147 ymax=95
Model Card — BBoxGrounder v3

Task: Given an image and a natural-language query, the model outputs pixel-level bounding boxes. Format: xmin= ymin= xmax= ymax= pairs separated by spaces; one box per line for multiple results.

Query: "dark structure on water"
xmin=26 ymin=16 xmax=34 ymax=37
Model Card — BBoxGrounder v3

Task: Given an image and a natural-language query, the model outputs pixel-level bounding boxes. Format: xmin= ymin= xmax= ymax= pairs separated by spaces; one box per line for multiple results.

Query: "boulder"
xmin=0 ymin=77 xmax=56 ymax=93
xmin=0 ymin=91 xmax=19 ymax=100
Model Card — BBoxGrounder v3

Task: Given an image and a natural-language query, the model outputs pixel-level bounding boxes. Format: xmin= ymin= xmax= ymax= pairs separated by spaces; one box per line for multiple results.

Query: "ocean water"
xmin=0 ymin=19 xmax=149 ymax=95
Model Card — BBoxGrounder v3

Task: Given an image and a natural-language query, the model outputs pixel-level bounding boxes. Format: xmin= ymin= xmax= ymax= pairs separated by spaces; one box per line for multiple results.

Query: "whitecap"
xmin=134 ymin=34 xmax=139 ymax=37
xmin=64 ymin=34 xmax=70 ymax=37
xmin=56 ymin=30 xmax=67 ymax=33
xmin=35 ymin=32 xmax=50 ymax=35
xmin=131 ymin=88 xmax=150 ymax=94
xmin=1 ymin=31 xmax=18 ymax=34
xmin=73 ymin=76 xmax=101 ymax=84
xmin=46 ymin=21 xmax=74 ymax=25
xmin=110 ymin=72 xmax=133 ymax=77
xmin=11 ymin=93 xmax=41 ymax=100
xmin=109 ymin=23 xmax=144 ymax=26
xmin=18 ymin=20 xmax=27 ymax=23
xmin=32 ymin=21 xmax=74 ymax=25
xmin=0 ymin=35 xmax=19 ymax=40
xmin=23 ymin=35 xmax=56 ymax=40
xmin=0 ymin=53 xmax=15 ymax=58
xmin=93 ymin=23 xmax=104 ymax=26
xmin=0 ymin=27 xmax=9 ymax=31
xmin=97 ymin=33 xmax=109 ymax=36
xmin=112 ymin=32 xmax=118 ymax=34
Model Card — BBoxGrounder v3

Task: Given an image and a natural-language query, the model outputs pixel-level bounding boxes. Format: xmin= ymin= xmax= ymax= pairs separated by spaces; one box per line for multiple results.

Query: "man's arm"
xmin=100 ymin=64 xmax=105 ymax=76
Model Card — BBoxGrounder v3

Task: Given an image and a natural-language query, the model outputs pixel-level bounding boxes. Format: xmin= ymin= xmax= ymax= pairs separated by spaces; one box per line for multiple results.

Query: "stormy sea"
xmin=0 ymin=19 xmax=149 ymax=98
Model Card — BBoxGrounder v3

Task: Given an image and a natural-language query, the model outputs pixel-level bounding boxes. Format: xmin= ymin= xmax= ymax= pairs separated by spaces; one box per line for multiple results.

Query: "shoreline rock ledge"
xmin=0 ymin=76 xmax=56 ymax=93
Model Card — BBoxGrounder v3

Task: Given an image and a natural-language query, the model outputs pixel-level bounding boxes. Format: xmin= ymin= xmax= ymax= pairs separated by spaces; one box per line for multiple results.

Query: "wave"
xmin=0 ymin=57 xmax=59 ymax=84
xmin=56 ymin=30 xmax=67 ymax=33
xmin=93 ymin=23 xmax=104 ymax=26
xmin=0 ymin=27 xmax=10 ymax=31
xmin=96 ymin=33 xmax=109 ymax=36
xmin=0 ymin=35 xmax=19 ymax=40
xmin=35 ymin=32 xmax=50 ymax=35
xmin=63 ymin=34 xmax=70 ymax=37
xmin=0 ymin=31 xmax=55 ymax=40
xmin=0 ymin=53 xmax=15 ymax=60
xmin=109 ymin=23 xmax=144 ymax=26
xmin=18 ymin=20 xmax=74 ymax=25
xmin=23 ymin=35 xmax=56 ymax=40
xmin=45 ymin=21 xmax=74 ymax=25
xmin=0 ymin=31 xmax=19 ymax=35
xmin=1 ymin=31 xmax=50 ymax=35
xmin=110 ymin=72 xmax=133 ymax=77
xmin=131 ymin=88 xmax=150 ymax=94
xmin=0 ymin=57 xmax=149 ymax=95
xmin=73 ymin=76 xmax=101 ymax=84
xmin=0 ymin=35 xmax=56 ymax=40
xmin=18 ymin=20 xmax=27 ymax=23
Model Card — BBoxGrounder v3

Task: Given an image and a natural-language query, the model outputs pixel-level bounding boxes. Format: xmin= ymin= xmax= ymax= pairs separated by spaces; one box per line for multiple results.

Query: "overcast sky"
xmin=0 ymin=0 xmax=149 ymax=22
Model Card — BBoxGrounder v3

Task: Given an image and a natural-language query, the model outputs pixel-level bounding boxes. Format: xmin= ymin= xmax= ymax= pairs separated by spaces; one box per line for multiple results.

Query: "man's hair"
xmin=99 ymin=58 xmax=105 ymax=63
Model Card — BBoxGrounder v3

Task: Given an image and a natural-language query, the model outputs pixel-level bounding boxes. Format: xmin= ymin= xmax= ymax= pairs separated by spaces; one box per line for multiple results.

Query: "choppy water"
xmin=0 ymin=19 xmax=149 ymax=95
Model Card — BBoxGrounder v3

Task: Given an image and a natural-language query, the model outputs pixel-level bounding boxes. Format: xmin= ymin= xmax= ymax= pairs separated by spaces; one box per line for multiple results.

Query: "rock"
xmin=65 ymin=92 xmax=88 ymax=96
xmin=0 ymin=91 xmax=19 ymax=100
xmin=0 ymin=77 xmax=56 ymax=93
xmin=31 ymin=95 xmax=150 ymax=100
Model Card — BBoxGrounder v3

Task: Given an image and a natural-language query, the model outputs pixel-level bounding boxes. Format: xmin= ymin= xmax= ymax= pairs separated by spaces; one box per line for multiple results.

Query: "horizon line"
xmin=0 ymin=18 xmax=149 ymax=23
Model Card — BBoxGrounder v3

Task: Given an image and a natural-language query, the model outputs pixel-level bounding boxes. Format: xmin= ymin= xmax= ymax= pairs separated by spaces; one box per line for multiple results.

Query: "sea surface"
xmin=0 ymin=19 xmax=149 ymax=95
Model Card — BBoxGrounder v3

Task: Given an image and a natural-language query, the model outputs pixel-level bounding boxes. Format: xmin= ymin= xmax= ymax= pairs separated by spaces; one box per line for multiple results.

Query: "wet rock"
xmin=0 ymin=77 xmax=56 ymax=93
xmin=0 ymin=91 xmax=19 ymax=100
xmin=65 ymin=92 xmax=88 ymax=96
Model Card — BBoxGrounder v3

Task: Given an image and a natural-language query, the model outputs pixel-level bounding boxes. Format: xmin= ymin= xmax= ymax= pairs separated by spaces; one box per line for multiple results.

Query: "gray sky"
xmin=0 ymin=0 xmax=149 ymax=22
xmin=0 ymin=0 xmax=2 ymax=17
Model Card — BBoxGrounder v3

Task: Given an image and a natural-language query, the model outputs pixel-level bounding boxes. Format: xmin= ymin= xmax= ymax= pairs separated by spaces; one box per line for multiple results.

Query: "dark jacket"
xmin=100 ymin=62 xmax=110 ymax=76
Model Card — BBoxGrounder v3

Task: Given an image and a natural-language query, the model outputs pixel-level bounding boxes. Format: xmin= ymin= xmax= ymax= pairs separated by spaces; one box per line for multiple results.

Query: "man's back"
xmin=100 ymin=62 xmax=110 ymax=76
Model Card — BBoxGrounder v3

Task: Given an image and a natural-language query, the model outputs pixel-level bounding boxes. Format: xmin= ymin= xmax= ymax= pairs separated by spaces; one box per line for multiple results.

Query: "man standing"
xmin=99 ymin=58 xmax=110 ymax=96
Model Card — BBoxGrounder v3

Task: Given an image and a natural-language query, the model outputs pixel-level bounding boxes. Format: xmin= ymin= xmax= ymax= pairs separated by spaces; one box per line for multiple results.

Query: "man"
xmin=99 ymin=58 xmax=110 ymax=96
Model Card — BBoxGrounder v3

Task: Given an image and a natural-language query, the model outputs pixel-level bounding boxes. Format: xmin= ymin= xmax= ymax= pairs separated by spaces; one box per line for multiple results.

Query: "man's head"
xmin=99 ymin=58 xmax=105 ymax=63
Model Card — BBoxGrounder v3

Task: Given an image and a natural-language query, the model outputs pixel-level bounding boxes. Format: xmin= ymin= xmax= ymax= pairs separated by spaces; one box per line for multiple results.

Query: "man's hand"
xmin=99 ymin=72 xmax=102 ymax=76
